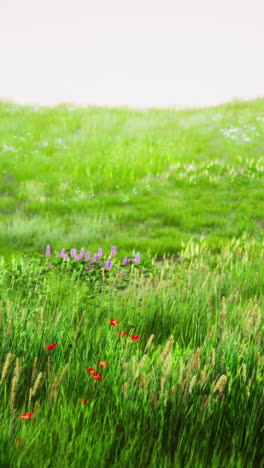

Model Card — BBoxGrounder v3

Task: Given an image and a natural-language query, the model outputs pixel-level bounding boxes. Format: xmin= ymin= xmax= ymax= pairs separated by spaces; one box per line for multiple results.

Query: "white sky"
xmin=0 ymin=0 xmax=263 ymax=108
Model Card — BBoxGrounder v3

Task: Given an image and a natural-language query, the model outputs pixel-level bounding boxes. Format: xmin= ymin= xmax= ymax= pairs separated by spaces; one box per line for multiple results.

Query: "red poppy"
xmin=131 ymin=335 xmax=140 ymax=341
xmin=78 ymin=398 xmax=88 ymax=403
xmin=86 ymin=368 xmax=96 ymax=374
xmin=99 ymin=361 xmax=108 ymax=366
xmin=15 ymin=440 xmax=22 ymax=445
xmin=20 ymin=413 xmax=33 ymax=419
xmin=45 ymin=344 xmax=57 ymax=350
xmin=116 ymin=332 xmax=128 ymax=336
xmin=91 ymin=372 xmax=102 ymax=380
xmin=110 ymin=319 xmax=119 ymax=326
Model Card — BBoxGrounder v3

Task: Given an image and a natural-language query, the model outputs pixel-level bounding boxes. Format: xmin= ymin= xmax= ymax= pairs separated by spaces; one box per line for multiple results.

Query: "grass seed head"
xmin=32 ymin=372 xmax=43 ymax=397
xmin=144 ymin=334 xmax=155 ymax=353
xmin=189 ymin=375 xmax=197 ymax=394
xmin=1 ymin=353 xmax=14 ymax=384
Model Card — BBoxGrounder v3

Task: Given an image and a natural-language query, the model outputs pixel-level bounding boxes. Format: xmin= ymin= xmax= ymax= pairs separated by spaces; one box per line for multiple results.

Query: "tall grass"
xmin=0 ymin=239 xmax=263 ymax=467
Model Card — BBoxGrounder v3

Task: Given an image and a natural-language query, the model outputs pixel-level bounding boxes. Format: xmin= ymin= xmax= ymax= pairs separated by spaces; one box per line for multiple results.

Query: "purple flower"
xmin=133 ymin=252 xmax=141 ymax=265
xmin=63 ymin=254 xmax=69 ymax=262
xmin=98 ymin=248 xmax=103 ymax=259
xmin=120 ymin=270 xmax=126 ymax=278
xmin=70 ymin=248 xmax=77 ymax=258
xmin=111 ymin=246 xmax=117 ymax=257
xmin=80 ymin=248 xmax=85 ymax=258
xmin=75 ymin=255 xmax=80 ymax=261
xmin=122 ymin=257 xmax=128 ymax=265
xmin=104 ymin=261 xmax=113 ymax=271
xmin=89 ymin=261 xmax=94 ymax=269
xmin=93 ymin=253 xmax=98 ymax=262
xmin=46 ymin=245 xmax=51 ymax=257
xmin=56 ymin=252 xmax=61 ymax=258
xmin=85 ymin=251 xmax=90 ymax=261
xmin=60 ymin=248 xmax=66 ymax=256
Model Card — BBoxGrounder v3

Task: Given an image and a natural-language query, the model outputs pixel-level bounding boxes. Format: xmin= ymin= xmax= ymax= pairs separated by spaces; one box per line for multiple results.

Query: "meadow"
xmin=0 ymin=98 xmax=263 ymax=467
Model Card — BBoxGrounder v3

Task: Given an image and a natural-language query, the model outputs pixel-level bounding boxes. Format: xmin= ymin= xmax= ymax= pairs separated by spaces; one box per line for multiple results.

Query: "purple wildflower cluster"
xmin=45 ymin=244 xmax=139 ymax=273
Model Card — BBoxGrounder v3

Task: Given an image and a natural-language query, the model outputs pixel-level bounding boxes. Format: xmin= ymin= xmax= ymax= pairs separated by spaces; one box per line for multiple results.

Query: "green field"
xmin=0 ymin=98 xmax=263 ymax=467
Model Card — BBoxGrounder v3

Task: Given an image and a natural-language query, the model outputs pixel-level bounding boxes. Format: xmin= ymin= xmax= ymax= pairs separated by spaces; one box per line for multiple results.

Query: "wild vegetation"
xmin=0 ymin=98 xmax=263 ymax=467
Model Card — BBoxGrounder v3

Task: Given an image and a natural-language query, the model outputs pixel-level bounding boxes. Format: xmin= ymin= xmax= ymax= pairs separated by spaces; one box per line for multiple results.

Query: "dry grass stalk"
xmin=199 ymin=365 xmax=209 ymax=390
xmin=220 ymin=296 xmax=227 ymax=322
xmin=123 ymin=362 xmax=128 ymax=377
xmin=213 ymin=375 xmax=227 ymax=394
xmin=241 ymin=363 xmax=247 ymax=382
xmin=10 ymin=376 xmax=18 ymax=410
xmin=28 ymin=388 xmax=33 ymax=407
xmin=181 ymin=378 xmax=188 ymax=396
xmin=4 ymin=321 xmax=12 ymax=340
xmin=49 ymin=377 xmax=58 ymax=402
xmin=194 ymin=348 xmax=200 ymax=371
xmin=1 ymin=353 xmax=14 ymax=384
xmin=58 ymin=363 xmax=69 ymax=385
xmin=21 ymin=308 xmax=26 ymax=324
xmin=10 ymin=358 xmax=20 ymax=409
xmin=144 ymin=334 xmax=155 ymax=353
xmin=131 ymin=355 xmax=137 ymax=375
xmin=189 ymin=375 xmax=197 ymax=395
xmin=32 ymin=372 xmax=43 ymax=397
xmin=157 ymin=335 xmax=174 ymax=365
xmin=164 ymin=353 xmax=172 ymax=380
xmin=123 ymin=378 xmax=130 ymax=399
xmin=211 ymin=348 xmax=216 ymax=367
xmin=31 ymin=357 xmax=38 ymax=383
xmin=138 ymin=354 xmax=148 ymax=371
xmin=32 ymin=401 xmax=39 ymax=419
xmin=163 ymin=390 xmax=168 ymax=407
xmin=171 ymin=386 xmax=176 ymax=402
xmin=160 ymin=376 xmax=165 ymax=394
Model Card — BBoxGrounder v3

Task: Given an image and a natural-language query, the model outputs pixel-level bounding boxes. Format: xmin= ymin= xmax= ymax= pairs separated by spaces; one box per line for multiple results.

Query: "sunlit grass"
xmin=0 ymin=97 xmax=264 ymax=467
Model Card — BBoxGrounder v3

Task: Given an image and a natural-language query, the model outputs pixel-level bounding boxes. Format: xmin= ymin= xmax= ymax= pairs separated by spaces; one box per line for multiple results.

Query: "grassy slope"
xmin=0 ymin=98 xmax=263 ymax=468
xmin=0 ymin=97 xmax=264 ymax=259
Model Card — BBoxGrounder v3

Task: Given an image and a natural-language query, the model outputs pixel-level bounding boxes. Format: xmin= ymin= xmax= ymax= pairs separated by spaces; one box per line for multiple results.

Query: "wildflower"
xmin=99 ymin=361 xmax=108 ymax=367
xmin=110 ymin=319 xmax=119 ymax=326
xmin=70 ymin=248 xmax=77 ymax=258
xmin=78 ymin=398 xmax=88 ymax=403
xmin=86 ymin=368 xmax=96 ymax=374
xmin=133 ymin=252 xmax=141 ymax=264
xmin=122 ymin=257 xmax=128 ymax=265
xmin=111 ymin=246 xmax=117 ymax=257
xmin=93 ymin=253 xmax=98 ymax=262
xmin=46 ymin=245 xmax=51 ymax=257
xmin=92 ymin=373 xmax=102 ymax=380
xmin=60 ymin=248 xmax=66 ymax=256
xmin=98 ymin=248 xmax=103 ymax=259
xmin=45 ymin=344 xmax=57 ymax=350
xmin=104 ymin=261 xmax=113 ymax=271
xmin=63 ymin=254 xmax=69 ymax=262
xmin=74 ymin=255 xmax=80 ymax=261
xmin=85 ymin=251 xmax=90 ymax=261
xmin=89 ymin=261 xmax=94 ymax=269
xmin=20 ymin=413 xmax=33 ymax=419
xmin=120 ymin=270 xmax=126 ymax=278
xmin=117 ymin=332 xmax=128 ymax=336
xmin=131 ymin=335 xmax=140 ymax=341
xmin=15 ymin=440 xmax=22 ymax=445
xmin=79 ymin=248 xmax=85 ymax=258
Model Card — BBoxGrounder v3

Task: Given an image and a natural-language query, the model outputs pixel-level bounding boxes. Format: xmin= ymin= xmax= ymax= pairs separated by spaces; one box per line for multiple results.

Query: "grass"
xmin=0 ymin=97 xmax=264 ymax=259
xmin=0 ymin=97 xmax=263 ymax=467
